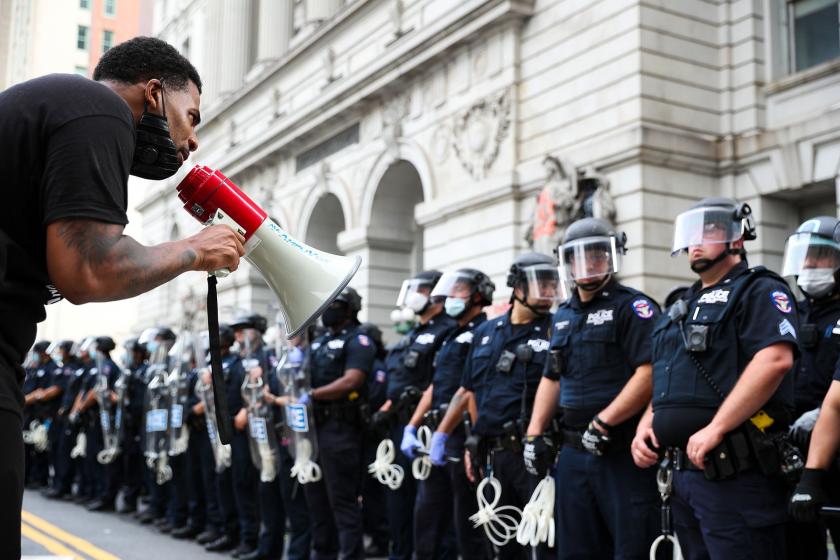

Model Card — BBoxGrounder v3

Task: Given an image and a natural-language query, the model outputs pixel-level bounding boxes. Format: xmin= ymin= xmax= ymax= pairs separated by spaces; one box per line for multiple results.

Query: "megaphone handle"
xmin=207 ymin=275 xmax=234 ymax=444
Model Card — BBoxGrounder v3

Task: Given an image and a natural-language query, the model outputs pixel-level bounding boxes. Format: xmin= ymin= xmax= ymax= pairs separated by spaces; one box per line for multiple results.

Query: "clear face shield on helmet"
xmin=518 ymin=264 xmax=563 ymax=310
xmin=78 ymin=337 xmax=96 ymax=360
xmin=782 ymin=232 xmax=840 ymax=298
xmin=46 ymin=341 xmax=62 ymax=366
xmin=560 ymin=235 xmax=622 ymax=287
xmin=391 ymin=278 xmax=436 ymax=331
xmin=431 ymin=271 xmax=477 ymax=318
xmin=671 ymin=207 xmax=744 ymax=255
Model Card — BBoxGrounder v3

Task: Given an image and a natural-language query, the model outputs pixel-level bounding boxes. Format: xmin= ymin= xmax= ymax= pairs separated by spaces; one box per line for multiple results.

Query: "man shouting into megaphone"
xmin=0 ymin=36 xmax=245 ymax=556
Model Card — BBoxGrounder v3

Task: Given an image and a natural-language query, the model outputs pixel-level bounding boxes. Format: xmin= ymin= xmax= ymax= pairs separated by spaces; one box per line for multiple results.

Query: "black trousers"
xmin=362 ymin=430 xmax=390 ymax=549
xmin=303 ymin=417 xmax=365 ymax=560
xmin=121 ymin=426 xmax=144 ymax=507
xmin=277 ymin=443 xmax=311 ymax=560
xmin=385 ymin=422 xmax=417 ymax=560
xmin=232 ymin=430 xmax=259 ymax=546
xmin=0 ymin=409 xmax=23 ymax=560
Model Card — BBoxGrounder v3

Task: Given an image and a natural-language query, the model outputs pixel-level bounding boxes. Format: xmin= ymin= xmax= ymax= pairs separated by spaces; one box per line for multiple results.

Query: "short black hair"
xmin=93 ymin=36 xmax=202 ymax=93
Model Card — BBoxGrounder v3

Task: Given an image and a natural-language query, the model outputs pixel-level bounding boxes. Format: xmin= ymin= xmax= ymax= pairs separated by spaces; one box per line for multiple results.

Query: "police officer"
xmin=525 ymin=219 xmax=661 ymax=559
xmin=22 ymin=340 xmax=58 ymax=489
xmin=402 ymin=268 xmax=494 ymax=560
xmin=137 ymin=327 xmax=176 ymax=526
xmin=119 ymin=337 xmax=147 ymax=514
xmin=379 ymin=270 xmax=456 ymax=560
xmin=780 ymin=217 xmax=840 ymax=556
xmin=433 ymin=253 xmax=559 ymax=560
xmin=68 ymin=338 xmax=97 ymax=504
xmin=358 ymin=322 xmax=390 ymax=558
xmin=232 ymin=313 xmax=285 ymax=560
xmin=44 ymin=340 xmax=80 ymax=500
xmin=206 ymin=324 xmax=259 ymax=556
xmin=38 ymin=341 xmax=69 ymax=493
xmin=631 ymin=197 xmax=798 ymax=559
xmin=297 ymin=286 xmax=375 ymax=560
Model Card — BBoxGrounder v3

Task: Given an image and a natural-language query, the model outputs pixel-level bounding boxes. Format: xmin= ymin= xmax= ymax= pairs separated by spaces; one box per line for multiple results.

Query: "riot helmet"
xmin=95 ymin=336 xmax=116 ymax=354
xmin=393 ymin=270 xmax=443 ymax=321
xmin=782 ymin=216 xmax=840 ymax=299
xmin=32 ymin=340 xmax=51 ymax=355
xmin=506 ymin=252 xmax=561 ymax=315
xmin=322 ymin=286 xmax=362 ymax=329
xmin=431 ymin=268 xmax=495 ymax=319
xmin=672 ymin=197 xmax=755 ymax=272
xmin=559 ymin=218 xmax=626 ymax=291
xmin=230 ymin=313 xmax=268 ymax=334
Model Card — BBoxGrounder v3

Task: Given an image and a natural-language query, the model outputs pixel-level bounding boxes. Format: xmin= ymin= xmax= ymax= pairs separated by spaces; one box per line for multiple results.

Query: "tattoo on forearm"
xmin=56 ymin=219 xmax=197 ymax=300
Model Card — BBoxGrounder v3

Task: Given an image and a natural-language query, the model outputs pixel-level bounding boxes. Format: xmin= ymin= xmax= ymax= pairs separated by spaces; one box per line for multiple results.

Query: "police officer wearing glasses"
xmin=526 ymin=218 xmax=661 ymax=559
xmin=631 ymin=197 xmax=798 ymax=559
xmin=782 ymin=217 xmax=840 ymax=557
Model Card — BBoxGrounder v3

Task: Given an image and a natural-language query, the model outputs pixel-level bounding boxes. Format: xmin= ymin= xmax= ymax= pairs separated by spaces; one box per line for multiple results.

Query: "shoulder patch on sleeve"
xmin=631 ymin=298 xmax=654 ymax=319
xmin=357 ymin=334 xmax=371 ymax=347
xmin=771 ymin=290 xmax=792 ymax=314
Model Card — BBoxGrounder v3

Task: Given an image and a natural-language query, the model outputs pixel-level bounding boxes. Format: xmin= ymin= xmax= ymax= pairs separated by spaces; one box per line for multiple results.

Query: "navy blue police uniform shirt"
xmin=310 ymin=324 xmax=377 ymax=402
xmin=223 ymin=352 xmax=247 ymax=421
xmin=0 ymin=75 xmax=134 ymax=419
xmin=385 ymin=313 xmax=457 ymax=402
xmin=126 ymin=361 xmax=149 ymax=426
xmin=36 ymin=359 xmax=60 ymax=418
xmin=795 ymin=297 xmax=840 ymax=415
xmin=61 ymin=360 xmax=92 ymax=413
xmin=651 ymin=262 xmax=799 ymax=448
xmin=431 ymin=313 xmax=487 ymax=411
xmin=81 ymin=356 xmax=121 ymax=417
xmin=461 ymin=311 xmax=553 ymax=438
xmin=367 ymin=357 xmax=389 ymax=412
xmin=544 ymin=280 xmax=659 ymax=429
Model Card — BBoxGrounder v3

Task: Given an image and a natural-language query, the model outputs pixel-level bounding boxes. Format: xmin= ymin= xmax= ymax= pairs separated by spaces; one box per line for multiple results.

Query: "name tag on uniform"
xmin=170 ymin=404 xmax=183 ymax=429
xmin=146 ymin=409 xmax=168 ymax=433
xmin=249 ymin=416 xmax=268 ymax=442
xmin=286 ymin=404 xmax=309 ymax=432
xmin=455 ymin=331 xmax=474 ymax=344
xmin=415 ymin=333 xmax=436 ymax=345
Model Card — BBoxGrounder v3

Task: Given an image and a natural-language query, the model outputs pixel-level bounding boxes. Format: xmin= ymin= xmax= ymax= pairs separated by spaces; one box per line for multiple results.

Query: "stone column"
xmin=219 ymin=0 xmax=253 ymax=96
xmin=202 ymin=0 xmax=223 ymax=103
xmin=305 ymin=0 xmax=342 ymax=22
xmin=257 ymin=0 xmax=293 ymax=62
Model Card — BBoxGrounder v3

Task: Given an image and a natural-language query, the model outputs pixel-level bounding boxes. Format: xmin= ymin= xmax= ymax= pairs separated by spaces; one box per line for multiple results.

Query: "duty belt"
xmin=484 ymin=433 xmax=522 ymax=454
xmin=667 ymin=448 xmax=703 ymax=471
xmin=562 ymin=429 xmax=585 ymax=451
xmin=314 ymin=402 xmax=363 ymax=425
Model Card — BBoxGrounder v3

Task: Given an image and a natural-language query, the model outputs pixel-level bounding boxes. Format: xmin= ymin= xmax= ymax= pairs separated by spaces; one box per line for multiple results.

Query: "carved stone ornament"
xmin=431 ymin=125 xmax=450 ymax=164
xmin=271 ymin=87 xmax=284 ymax=120
xmin=382 ymin=94 xmax=410 ymax=160
xmin=452 ymin=90 xmax=511 ymax=180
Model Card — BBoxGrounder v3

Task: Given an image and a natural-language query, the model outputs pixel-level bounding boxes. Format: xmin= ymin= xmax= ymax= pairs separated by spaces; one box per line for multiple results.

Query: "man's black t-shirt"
xmin=0 ymin=74 xmax=134 ymax=417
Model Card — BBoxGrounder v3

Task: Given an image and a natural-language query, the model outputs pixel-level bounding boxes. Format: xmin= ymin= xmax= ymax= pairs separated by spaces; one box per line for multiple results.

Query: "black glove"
xmin=790 ymin=468 xmax=828 ymax=523
xmin=371 ymin=410 xmax=391 ymax=430
xmin=581 ymin=420 xmax=611 ymax=457
xmin=523 ymin=435 xmax=556 ymax=477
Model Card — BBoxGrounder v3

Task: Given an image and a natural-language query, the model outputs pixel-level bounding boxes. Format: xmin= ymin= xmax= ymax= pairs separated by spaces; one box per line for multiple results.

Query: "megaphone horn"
xmin=176 ymin=165 xmax=361 ymax=338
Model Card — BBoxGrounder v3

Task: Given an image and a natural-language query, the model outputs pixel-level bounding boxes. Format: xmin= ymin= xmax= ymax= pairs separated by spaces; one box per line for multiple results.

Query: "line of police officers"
xmin=21 ymin=196 xmax=840 ymax=559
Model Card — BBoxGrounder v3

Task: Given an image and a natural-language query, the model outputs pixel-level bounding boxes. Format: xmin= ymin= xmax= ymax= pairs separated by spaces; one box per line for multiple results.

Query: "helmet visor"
xmin=672 ymin=207 xmax=743 ymax=254
xmin=559 ymin=236 xmax=621 ymax=283
xmin=782 ymin=232 xmax=840 ymax=277
xmin=395 ymin=278 xmax=435 ymax=307
xmin=522 ymin=264 xmax=562 ymax=304
xmin=430 ymin=271 xmax=476 ymax=299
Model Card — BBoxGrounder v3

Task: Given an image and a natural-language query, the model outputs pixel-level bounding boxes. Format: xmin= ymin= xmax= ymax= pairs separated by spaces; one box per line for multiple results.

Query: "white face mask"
xmin=798 ymin=268 xmax=836 ymax=299
xmin=404 ymin=291 xmax=430 ymax=314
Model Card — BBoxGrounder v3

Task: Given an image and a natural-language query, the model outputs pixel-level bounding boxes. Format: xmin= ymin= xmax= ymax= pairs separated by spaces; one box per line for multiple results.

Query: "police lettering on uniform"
xmin=631 ymin=197 xmax=798 ymax=559
xmin=379 ymin=270 xmax=457 ymax=560
xmin=403 ymin=268 xmax=496 ymax=560
xmin=526 ymin=218 xmax=661 ymax=559
xmin=782 ymin=217 xmax=840 ymax=554
xmin=434 ymin=253 xmax=559 ymax=560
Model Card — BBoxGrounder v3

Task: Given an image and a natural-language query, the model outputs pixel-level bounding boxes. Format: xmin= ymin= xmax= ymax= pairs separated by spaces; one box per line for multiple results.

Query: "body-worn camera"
xmin=403 ymin=349 xmax=420 ymax=368
xmin=799 ymin=323 xmax=818 ymax=350
xmin=496 ymin=350 xmax=516 ymax=373
xmin=685 ymin=324 xmax=709 ymax=352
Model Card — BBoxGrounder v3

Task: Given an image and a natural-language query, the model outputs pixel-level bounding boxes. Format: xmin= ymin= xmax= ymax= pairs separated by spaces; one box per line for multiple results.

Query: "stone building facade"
xmin=136 ymin=0 xmax=840 ymax=338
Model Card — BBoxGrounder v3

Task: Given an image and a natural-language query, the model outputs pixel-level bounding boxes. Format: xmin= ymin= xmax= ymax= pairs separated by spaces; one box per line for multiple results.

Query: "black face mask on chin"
xmin=321 ymin=306 xmax=349 ymax=329
xmin=131 ymin=85 xmax=182 ymax=180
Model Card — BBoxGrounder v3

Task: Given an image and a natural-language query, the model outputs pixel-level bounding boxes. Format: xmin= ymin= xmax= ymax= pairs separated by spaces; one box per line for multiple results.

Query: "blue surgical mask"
xmin=147 ymin=341 xmax=159 ymax=354
xmin=444 ymin=297 xmax=468 ymax=318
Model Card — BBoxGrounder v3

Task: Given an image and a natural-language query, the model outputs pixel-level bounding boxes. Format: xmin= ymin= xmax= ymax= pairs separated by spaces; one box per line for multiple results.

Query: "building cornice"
xmin=206 ymin=0 xmax=534 ymax=178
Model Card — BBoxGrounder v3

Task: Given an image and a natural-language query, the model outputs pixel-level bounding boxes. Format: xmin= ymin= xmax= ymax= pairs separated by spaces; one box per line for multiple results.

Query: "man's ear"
xmin=143 ymin=79 xmax=163 ymax=111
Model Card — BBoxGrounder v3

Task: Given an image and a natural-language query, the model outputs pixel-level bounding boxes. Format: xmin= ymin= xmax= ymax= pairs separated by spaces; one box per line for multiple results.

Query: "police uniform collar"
xmin=468 ymin=312 xmax=487 ymax=329
xmin=570 ymin=278 xmax=617 ymax=309
xmin=688 ymin=260 xmax=749 ymax=297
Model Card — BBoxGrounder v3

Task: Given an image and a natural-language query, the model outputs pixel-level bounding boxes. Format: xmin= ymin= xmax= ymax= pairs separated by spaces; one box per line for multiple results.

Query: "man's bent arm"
xmin=46 ymin=219 xmax=244 ymax=304
xmin=436 ymin=388 xmax=473 ymax=434
xmin=526 ymin=377 xmax=559 ymax=436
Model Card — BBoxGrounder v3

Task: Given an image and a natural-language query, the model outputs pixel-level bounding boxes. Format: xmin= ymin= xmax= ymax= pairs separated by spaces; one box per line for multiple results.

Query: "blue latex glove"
xmin=400 ymin=425 xmax=421 ymax=459
xmin=429 ymin=432 xmax=449 ymax=466
xmin=297 ymin=392 xmax=311 ymax=406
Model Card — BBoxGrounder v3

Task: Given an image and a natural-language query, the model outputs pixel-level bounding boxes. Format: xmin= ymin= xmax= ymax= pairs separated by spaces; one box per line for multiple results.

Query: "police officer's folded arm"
xmin=45 ymin=219 xmax=245 ymax=304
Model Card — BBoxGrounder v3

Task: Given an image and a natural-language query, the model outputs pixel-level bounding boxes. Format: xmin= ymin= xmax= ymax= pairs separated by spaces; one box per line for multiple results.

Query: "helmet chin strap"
xmin=690 ymin=243 xmax=742 ymax=273
xmin=575 ymin=275 xmax=610 ymax=293
xmin=514 ymin=294 xmax=551 ymax=316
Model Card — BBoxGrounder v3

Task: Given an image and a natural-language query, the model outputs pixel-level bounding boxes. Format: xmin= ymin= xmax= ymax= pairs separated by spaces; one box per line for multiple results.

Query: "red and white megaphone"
xmin=176 ymin=165 xmax=361 ymax=337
